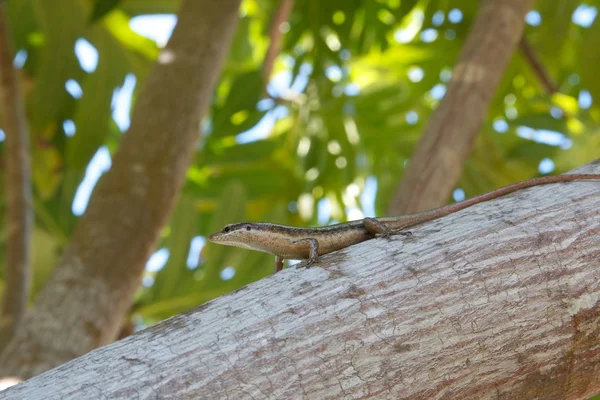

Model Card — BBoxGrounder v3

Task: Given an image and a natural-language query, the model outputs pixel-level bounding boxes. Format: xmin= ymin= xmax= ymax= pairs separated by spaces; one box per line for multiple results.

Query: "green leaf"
xmin=6 ymin=0 xmax=38 ymax=57
xmin=204 ymin=181 xmax=249 ymax=269
xmin=551 ymin=93 xmax=579 ymax=116
xmin=229 ymin=16 xmax=254 ymax=64
xmin=30 ymin=228 xmax=62 ymax=297
xmin=533 ymin=0 xmax=579 ymax=64
xmin=190 ymin=167 xmax=298 ymax=200
xmin=580 ymin=16 xmax=600 ymax=102
xmin=201 ymin=137 xmax=282 ymax=166
xmin=32 ymin=139 xmax=63 ymax=200
xmin=504 ymin=141 xmax=558 ymax=161
xmin=510 ymin=114 xmax=568 ymax=133
xmin=212 ymin=109 xmax=268 ymax=138
xmin=67 ymin=27 xmax=129 ymax=168
xmin=89 ymin=0 xmax=122 ymax=23
xmin=212 ymin=70 xmax=264 ymax=137
xmin=150 ymin=195 xmax=199 ymax=301
xmin=30 ymin=0 xmax=86 ymax=132
xmin=103 ymin=10 xmax=160 ymax=62
xmin=120 ymin=0 xmax=182 ymax=15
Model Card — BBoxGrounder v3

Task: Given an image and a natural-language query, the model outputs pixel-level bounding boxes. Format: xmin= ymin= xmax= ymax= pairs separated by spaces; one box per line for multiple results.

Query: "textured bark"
xmin=2 ymin=161 xmax=600 ymax=399
xmin=0 ymin=7 xmax=32 ymax=345
xmin=0 ymin=0 xmax=242 ymax=379
xmin=387 ymin=0 xmax=534 ymax=215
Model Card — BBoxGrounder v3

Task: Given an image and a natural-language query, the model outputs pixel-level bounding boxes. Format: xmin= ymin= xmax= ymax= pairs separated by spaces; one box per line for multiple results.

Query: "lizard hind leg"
xmin=363 ymin=217 xmax=413 ymax=239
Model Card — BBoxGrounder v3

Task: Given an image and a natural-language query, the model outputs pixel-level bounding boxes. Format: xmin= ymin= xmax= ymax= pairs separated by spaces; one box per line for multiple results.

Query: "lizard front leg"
xmin=274 ymin=256 xmax=284 ymax=273
xmin=293 ymin=238 xmax=319 ymax=268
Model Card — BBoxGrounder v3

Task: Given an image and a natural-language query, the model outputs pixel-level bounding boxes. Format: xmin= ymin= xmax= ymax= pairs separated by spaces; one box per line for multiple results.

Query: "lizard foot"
xmin=364 ymin=218 xmax=413 ymax=239
xmin=390 ymin=230 xmax=413 ymax=238
xmin=295 ymin=258 xmax=316 ymax=269
xmin=364 ymin=217 xmax=390 ymax=237
xmin=376 ymin=230 xmax=412 ymax=239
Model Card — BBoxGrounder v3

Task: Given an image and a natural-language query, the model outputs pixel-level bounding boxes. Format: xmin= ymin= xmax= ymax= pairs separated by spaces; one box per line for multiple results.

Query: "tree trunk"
xmin=387 ymin=0 xmax=534 ymax=215
xmin=3 ymin=161 xmax=600 ymax=399
xmin=0 ymin=6 xmax=33 ymax=346
xmin=0 ymin=0 xmax=242 ymax=379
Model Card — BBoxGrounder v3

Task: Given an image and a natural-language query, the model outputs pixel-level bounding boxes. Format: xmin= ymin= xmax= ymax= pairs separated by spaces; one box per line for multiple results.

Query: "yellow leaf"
xmin=32 ymin=145 xmax=62 ymax=200
xmin=551 ymin=93 xmax=579 ymax=115
xmin=566 ymin=117 xmax=585 ymax=135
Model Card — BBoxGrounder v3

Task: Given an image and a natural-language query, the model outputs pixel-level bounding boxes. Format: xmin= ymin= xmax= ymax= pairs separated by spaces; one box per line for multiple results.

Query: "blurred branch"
xmin=263 ymin=0 xmax=294 ymax=83
xmin=518 ymin=37 xmax=558 ymax=94
xmin=0 ymin=6 xmax=32 ymax=348
xmin=518 ymin=37 xmax=573 ymax=119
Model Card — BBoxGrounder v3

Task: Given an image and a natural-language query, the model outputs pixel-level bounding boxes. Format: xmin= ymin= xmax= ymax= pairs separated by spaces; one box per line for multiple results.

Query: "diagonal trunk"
xmin=0 ymin=0 xmax=242 ymax=379
xmin=4 ymin=160 xmax=600 ymax=399
xmin=387 ymin=0 xmax=535 ymax=215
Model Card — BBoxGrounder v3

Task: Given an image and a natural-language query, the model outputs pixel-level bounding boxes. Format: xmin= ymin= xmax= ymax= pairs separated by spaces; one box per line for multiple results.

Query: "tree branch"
xmin=518 ymin=37 xmax=558 ymax=95
xmin=2 ymin=161 xmax=600 ymax=399
xmin=0 ymin=6 xmax=32 ymax=347
xmin=0 ymin=0 xmax=242 ymax=379
xmin=263 ymin=0 xmax=294 ymax=82
xmin=518 ymin=37 xmax=573 ymax=119
xmin=387 ymin=0 xmax=534 ymax=215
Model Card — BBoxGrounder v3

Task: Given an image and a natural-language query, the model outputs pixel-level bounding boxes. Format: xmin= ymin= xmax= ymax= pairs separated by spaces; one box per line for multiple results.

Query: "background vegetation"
xmin=1 ymin=0 xmax=599 ymax=331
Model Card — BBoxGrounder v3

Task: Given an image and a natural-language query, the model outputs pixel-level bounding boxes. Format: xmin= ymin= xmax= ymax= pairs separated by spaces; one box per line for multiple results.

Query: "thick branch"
xmin=263 ymin=0 xmax=294 ymax=82
xmin=3 ymin=161 xmax=600 ymax=399
xmin=0 ymin=6 xmax=32 ymax=345
xmin=387 ymin=0 xmax=534 ymax=215
xmin=0 ymin=0 xmax=242 ymax=379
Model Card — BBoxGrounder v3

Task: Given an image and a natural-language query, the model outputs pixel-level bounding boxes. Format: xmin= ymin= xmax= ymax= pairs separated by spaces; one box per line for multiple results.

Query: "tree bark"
xmin=3 ymin=161 xmax=600 ymax=399
xmin=387 ymin=0 xmax=534 ymax=215
xmin=0 ymin=0 xmax=242 ymax=379
xmin=0 ymin=7 xmax=32 ymax=346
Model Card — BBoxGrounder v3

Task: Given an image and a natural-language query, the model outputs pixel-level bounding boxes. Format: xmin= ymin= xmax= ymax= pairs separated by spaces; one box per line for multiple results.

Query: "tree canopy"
xmin=1 ymin=0 xmax=599 ymax=361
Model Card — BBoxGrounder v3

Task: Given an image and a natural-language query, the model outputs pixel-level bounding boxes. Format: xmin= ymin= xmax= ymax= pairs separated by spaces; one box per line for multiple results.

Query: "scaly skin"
xmin=209 ymin=174 xmax=600 ymax=272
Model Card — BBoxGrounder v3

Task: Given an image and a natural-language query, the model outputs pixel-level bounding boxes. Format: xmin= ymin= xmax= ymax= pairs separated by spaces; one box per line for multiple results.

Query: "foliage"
xmin=0 ymin=0 xmax=599 ymax=328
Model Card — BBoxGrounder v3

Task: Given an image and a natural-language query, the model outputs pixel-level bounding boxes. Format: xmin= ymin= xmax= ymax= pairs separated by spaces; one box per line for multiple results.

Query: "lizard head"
xmin=208 ymin=222 xmax=264 ymax=250
xmin=208 ymin=222 xmax=304 ymax=257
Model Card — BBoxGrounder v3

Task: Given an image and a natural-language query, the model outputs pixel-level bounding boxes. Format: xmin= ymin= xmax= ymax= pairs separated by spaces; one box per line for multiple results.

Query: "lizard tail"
xmin=378 ymin=173 xmax=600 ymax=231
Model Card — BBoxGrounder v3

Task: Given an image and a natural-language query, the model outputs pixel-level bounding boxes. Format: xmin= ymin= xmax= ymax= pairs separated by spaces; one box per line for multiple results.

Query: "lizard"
xmin=208 ymin=173 xmax=600 ymax=273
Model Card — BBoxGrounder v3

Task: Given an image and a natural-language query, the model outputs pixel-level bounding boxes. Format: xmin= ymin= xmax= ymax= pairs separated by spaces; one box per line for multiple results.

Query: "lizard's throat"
xmin=211 ymin=234 xmax=279 ymax=255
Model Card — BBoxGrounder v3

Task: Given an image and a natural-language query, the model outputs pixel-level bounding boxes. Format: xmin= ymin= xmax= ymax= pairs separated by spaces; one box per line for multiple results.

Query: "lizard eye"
xmin=223 ymin=226 xmax=230 ymax=233
xmin=246 ymin=226 xmax=251 ymax=231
